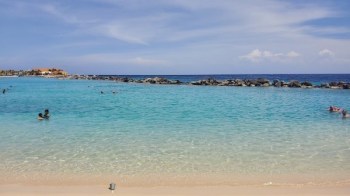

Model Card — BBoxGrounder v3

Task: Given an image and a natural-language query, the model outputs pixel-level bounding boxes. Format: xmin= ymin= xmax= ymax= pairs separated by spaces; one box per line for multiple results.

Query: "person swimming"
xmin=342 ymin=110 xmax=350 ymax=118
xmin=329 ymin=106 xmax=342 ymax=112
xmin=43 ymin=109 xmax=50 ymax=119
xmin=38 ymin=113 xmax=44 ymax=120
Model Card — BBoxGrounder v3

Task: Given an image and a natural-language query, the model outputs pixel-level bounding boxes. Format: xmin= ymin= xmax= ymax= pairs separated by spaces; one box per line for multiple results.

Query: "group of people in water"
xmin=38 ymin=109 xmax=50 ymax=120
xmin=101 ymin=90 xmax=117 ymax=94
xmin=329 ymin=106 xmax=349 ymax=118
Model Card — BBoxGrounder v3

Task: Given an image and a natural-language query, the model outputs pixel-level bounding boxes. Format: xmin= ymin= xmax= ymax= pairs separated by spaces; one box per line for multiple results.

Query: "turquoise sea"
xmin=0 ymin=76 xmax=350 ymax=186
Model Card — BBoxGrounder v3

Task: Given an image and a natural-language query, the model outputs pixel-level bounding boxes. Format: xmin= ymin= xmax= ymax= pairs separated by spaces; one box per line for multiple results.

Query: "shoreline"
xmin=1 ymin=184 xmax=350 ymax=196
xmin=2 ymin=172 xmax=350 ymax=187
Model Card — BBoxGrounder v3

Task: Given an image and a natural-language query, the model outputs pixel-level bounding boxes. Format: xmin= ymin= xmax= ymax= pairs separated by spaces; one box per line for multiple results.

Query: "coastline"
xmin=1 ymin=184 xmax=350 ymax=196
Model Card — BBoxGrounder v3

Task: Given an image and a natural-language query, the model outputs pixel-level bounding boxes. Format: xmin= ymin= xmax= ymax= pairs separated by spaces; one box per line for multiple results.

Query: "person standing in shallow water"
xmin=43 ymin=109 xmax=50 ymax=119
xmin=38 ymin=113 xmax=44 ymax=120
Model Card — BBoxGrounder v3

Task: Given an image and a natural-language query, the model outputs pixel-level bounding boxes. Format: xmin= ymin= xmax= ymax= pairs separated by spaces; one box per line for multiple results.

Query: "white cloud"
xmin=68 ymin=53 xmax=166 ymax=66
xmin=96 ymin=24 xmax=148 ymax=45
xmin=240 ymin=49 xmax=300 ymax=62
xmin=287 ymin=51 xmax=300 ymax=57
xmin=39 ymin=4 xmax=89 ymax=24
xmin=131 ymin=57 xmax=166 ymax=65
xmin=319 ymin=49 xmax=334 ymax=57
xmin=34 ymin=0 xmax=338 ymax=44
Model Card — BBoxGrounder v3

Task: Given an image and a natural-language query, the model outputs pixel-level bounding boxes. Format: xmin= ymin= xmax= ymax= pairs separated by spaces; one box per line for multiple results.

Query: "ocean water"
xmin=0 ymin=76 xmax=350 ymax=186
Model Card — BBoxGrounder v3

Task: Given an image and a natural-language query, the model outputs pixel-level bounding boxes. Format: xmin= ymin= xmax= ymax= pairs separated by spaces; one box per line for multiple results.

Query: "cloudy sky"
xmin=0 ymin=0 xmax=349 ymax=74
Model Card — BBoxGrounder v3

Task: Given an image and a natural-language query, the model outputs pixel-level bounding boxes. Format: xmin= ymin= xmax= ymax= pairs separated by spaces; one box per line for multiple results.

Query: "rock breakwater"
xmin=67 ymin=75 xmax=350 ymax=89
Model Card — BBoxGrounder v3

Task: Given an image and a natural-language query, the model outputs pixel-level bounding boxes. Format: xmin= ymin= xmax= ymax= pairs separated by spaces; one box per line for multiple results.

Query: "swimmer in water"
xmin=43 ymin=109 xmax=50 ymax=119
xmin=38 ymin=113 xmax=44 ymax=120
xmin=329 ymin=106 xmax=341 ymax=112
xmin=342 ymin=110 xmax=350 ymax=118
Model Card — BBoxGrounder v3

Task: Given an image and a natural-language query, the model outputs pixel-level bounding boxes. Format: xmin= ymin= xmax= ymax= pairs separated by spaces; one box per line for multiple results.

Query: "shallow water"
xmin=0 ymin=77 xmax=350 ymax=186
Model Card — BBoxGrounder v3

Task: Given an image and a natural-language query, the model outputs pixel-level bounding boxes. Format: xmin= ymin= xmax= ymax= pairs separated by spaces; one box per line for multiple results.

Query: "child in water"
xmin=38 ymin=113 xmax=44 ymax=120
xmin=43 ymin=109 xmax=50 ymax=119
xmin=342 ymin=110 xmax=350 ymax=118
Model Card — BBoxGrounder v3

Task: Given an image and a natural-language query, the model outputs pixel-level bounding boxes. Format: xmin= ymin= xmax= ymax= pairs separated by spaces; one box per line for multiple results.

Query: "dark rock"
xmin=329 ymin=82 xmax=338 ymax=87
xmin=272 ymin=80 xmax=279 ymax=85
xmin=135 ymin=80 xmax=143 ymax=83
xmin=257 ymin=78 xmax=270 ymax=85
xmin=288 ymin=80 xmax=301 ymax=88
xmin=273 ymin=81 xmax=282 ymax=87
xmin=320 ymin=83 xmax=330 ymax=88
xmin=219 ymin=80 xmax=231 ymax=86
xmin=234 ymin=79 xmax=244 ymax=86
xmin=207 ymin=78 xmax=219 ymax=85
xmin=244 ymin=79 xmax=258 ymax=86
xmin=301 ymin=81 xmax=313 ymax=87
xmin=190 ymin=80 xmax=203 ymax=85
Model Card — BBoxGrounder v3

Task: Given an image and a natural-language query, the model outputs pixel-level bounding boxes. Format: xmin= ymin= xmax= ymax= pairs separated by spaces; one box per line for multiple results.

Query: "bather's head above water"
xmin=38 ymin=113 xmax=44 ymax=120
xmin=44 ymin=109 xmax=50 ymax=119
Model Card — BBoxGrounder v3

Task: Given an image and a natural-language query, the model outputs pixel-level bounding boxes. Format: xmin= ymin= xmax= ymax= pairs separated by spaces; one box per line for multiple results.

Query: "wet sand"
xmin=1 ymin=184 xmax=350 ymax=196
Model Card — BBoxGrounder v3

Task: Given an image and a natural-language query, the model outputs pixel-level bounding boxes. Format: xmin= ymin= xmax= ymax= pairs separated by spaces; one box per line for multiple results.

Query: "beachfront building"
xmin=31 ymin=68 xmax=68 ymax=76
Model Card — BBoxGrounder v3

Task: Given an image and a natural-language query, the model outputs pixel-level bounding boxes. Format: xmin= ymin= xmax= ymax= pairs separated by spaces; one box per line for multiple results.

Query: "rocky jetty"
xmin=67 ymin=75 xmax=350 ymax=89
xmin=67 ymin=75 xmax=182 ymax=85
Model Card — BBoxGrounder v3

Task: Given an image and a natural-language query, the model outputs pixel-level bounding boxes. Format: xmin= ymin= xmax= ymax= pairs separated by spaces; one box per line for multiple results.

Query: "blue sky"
xmin=0 ymin=0 xmax=349 ymax=74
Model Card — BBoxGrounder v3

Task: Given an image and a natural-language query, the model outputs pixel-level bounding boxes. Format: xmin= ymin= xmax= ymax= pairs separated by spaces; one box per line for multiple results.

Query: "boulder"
xmin=234 ymin=79 xmax=244 ymax=86
xmin=190 ymin=80 xmax=205 ymax=85
xmin=142 ymin=77 xmax=170 ymax=84
xmin=329 ymin=82 xmax=338 ymax=87
xmin=134 ymin=79 xmax=143 ymax=83
xmin=244 ymin=79 xmax=258 ymax=86
xmin=320 ymin=83 xmax=330 ymax=88
xmin=206 ymin=78 xmax=219 ymax=85
xmin=143 ymin=78 xmax=156 ymax=84
xmin=274 ymin=81 xmax=282 ymax=87
xmin=262 ymin=83 xmax=270 ymax=87
xmin=301 ymin=81 xmax=312 ymax=87
xmin=219 ymin=80 xmax=231 ymax=86
xmin=288 ymin=80 xmax=301 ymax=88
xmin=257 ymin=78 xmax=270 ymax=85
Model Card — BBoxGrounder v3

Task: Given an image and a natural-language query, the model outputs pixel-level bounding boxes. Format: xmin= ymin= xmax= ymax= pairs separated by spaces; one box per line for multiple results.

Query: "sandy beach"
xmin=1 ymin=184 xmax=350 ymax=196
